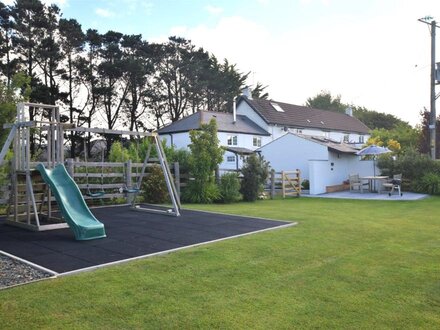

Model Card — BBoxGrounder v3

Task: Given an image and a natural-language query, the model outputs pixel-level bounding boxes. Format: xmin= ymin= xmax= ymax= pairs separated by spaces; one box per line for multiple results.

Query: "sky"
xmin=5 ymin=0 xmax=440 ymax=127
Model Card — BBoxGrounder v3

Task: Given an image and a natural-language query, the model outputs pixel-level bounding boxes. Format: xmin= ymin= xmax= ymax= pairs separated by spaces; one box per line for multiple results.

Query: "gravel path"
xmin=0 ymin=254 xmax=53 ymax=289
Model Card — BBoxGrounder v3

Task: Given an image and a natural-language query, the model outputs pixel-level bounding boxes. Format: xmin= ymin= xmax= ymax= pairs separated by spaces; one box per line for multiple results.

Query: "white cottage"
xmin=158 ymin=90 xmax=373 ymax=193
xmin=158 ymin=110 xmax=271 ymax=170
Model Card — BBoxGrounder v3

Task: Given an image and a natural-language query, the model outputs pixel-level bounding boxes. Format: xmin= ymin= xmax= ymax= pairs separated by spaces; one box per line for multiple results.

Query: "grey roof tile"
xmin=239 ymin=97 xmax=370 ymax=134
xmin=158 ymin=111 xmax=270 ymax=136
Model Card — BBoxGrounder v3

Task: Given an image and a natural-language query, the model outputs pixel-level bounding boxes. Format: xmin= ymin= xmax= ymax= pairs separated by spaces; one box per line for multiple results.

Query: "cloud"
xmin=163 ymin=1 xmax=439 ymax=126
xmin=205 ymin=5 xmax=223 ymax=15
xmin=95 ymin=8 xmax=115 ymax=18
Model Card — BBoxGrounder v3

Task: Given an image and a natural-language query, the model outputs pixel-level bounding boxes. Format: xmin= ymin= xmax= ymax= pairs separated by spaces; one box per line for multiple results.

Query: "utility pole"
xmin=419 ymin=16 xmax=439 ymax=159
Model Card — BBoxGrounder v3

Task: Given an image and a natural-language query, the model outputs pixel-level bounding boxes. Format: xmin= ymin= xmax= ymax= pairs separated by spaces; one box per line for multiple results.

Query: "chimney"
xmin=345 ymin=107 xmax=353 ymax=117
xmin=233 ymin=96 xmax=237 ymax=123
xmin=241 ymin=86 xmax=253 ymax=99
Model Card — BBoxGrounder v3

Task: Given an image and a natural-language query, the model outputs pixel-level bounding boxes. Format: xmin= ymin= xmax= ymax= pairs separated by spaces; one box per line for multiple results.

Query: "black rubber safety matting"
xmin=0 ymin=206 xmax=291 ymax=273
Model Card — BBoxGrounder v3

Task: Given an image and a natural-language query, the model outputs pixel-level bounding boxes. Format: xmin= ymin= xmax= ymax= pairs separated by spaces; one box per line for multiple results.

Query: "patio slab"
xmin=303 ymin=191 xmax=428 ymax=201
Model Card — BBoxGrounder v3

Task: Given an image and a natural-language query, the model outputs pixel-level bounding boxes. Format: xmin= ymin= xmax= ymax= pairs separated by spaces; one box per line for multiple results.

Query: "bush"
xmin=377 ymin=147 xmax=440 ymax=192
xmin=414 ymin=172 xmax=440 ymax=195
xmin=142 ymin=164 xmax=169 ymax=204
xmin=240 ymin=154 xmax=269 ymax=202
xmin=183 ymin=119 xmax=224 ymax=203
xmin=218 ymin=172 xmax=242 ymax=203
xmin=301 ymin=179 xmax=310 ymax=190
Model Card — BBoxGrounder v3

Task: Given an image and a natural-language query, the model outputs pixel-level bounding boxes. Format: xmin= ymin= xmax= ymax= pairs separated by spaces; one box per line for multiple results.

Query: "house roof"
xmin=158 ymin=111 xmax=270 ymax=136
xmin=257 ymin=133 xmax=359 ymax=155
xmin=238 ymin=97 xmax=370 ymax=134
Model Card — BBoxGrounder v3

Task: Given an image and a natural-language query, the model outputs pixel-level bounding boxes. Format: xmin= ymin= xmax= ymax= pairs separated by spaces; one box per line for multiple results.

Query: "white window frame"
xmin=227 ymin=135 xmax=238 ymax=146
xmin=253 ymin=136 xmax=262 ymax=147
xmin=227 ymin=155 xmax=236 ymax=162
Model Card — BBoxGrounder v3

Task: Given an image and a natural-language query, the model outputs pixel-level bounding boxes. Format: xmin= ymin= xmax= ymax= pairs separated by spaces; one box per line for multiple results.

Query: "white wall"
xmin=309 ymin=156 xmax=377 ymax=195
xmin=258 ymin=133 xmax=328 ymax=180
xmin=236 ymin=101 xmax=269 ymax=131
xmin=160 ymin=132 xmax=191 ymax=149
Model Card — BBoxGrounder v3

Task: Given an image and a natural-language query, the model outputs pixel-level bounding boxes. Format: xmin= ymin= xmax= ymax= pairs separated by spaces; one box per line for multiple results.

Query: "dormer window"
xmin=271 ymin=102 xmax=284 ymax=112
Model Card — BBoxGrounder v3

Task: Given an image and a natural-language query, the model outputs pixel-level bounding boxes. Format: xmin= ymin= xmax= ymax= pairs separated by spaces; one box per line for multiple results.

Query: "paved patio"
xmin=303 ymin=191 xmax=428 ymax=201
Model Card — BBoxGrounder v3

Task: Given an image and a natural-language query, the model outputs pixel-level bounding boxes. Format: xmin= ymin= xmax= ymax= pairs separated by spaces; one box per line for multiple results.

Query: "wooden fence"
xmin=266 ymin=169 xmax=301 ymax=198
xmin=0 ymin=162 xmax=301 ymax=205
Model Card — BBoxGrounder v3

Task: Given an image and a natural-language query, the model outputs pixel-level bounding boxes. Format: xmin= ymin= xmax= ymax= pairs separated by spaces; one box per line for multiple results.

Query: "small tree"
xmin=183 ymin=118 xmax=224 ymax=203
xmin=240 ymin=154 xmax=269 ymax=201
xmin=219 ymin=172 xmax=242 ymax=203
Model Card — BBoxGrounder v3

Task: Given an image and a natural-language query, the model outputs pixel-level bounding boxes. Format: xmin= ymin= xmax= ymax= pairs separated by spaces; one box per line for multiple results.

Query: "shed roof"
xmin=238 ymin=97 xmax=370 ymax=134
xmin=158 ymin=111 xmax=270 ymax=136
xmin=257 ymin=133 xmax=359 ymax=155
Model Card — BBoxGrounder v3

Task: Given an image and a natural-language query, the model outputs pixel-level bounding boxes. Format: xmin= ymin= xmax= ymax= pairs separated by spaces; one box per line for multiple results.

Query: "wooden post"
xmin=174 ymin=162 xmax=181 ymax=197
xmin=66 ymin=158 xmax=74 ymax=177
xmin=281 ymin=170 xmax=285 ymax=198
xmin=270 ymin=169 xmax=275 ymax=199
xmin=297 ymin=169 xmax=301 ymax=196
xmin=126 ymin=160 xmax=132 ymax=189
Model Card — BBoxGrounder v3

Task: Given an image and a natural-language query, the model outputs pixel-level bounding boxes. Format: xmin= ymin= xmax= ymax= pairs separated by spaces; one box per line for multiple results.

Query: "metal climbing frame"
xmin=68 ymin=127 xmax=181 ymax=217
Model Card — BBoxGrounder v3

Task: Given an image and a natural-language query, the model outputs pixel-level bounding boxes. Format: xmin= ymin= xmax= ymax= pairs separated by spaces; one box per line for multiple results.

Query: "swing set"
xmin=0 ymin=102 xmax=181 ymax=234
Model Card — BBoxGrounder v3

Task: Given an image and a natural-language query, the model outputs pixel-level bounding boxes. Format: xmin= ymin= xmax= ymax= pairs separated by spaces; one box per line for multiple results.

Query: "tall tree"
xmin=59 ymin=18 xmax=85 ymax=157
xmin=34 ymin=3 xmax=62 ymax=105
xmin=12 ymin=0 xmax=47 ymax=153
xmin=251 ymin=82 xmax=269 ymax=99
xmin=306 ymin=90 xmax=411 ymax=130
xmin=306 ymin=91 xmax=345 ymax=113
xmin=120 ymin=34 xmax=152 ymax=133
xmin=0 ymin=3 xmax=18 ymax=86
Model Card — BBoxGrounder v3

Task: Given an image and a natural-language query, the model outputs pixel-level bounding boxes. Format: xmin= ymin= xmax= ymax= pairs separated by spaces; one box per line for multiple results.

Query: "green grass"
xmin=1 ymin=197 xmax=440 ymax=329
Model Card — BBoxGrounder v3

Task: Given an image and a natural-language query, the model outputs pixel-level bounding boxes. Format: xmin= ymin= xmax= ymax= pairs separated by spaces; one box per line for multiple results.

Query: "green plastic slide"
xmin=36 ymin=163 xmax=106 ymax=240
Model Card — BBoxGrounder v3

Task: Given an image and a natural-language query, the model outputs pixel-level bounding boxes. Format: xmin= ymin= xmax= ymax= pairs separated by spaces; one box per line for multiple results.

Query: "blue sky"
xmin=5 ymin=0 xmax=440 ymax=126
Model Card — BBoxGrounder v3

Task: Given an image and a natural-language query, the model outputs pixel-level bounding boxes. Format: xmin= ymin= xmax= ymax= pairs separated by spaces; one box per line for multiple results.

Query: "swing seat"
xmin=124 ymin=188 xmax=140 ymax=194
xmin=86 ymin=191 xmax=106 ymax=198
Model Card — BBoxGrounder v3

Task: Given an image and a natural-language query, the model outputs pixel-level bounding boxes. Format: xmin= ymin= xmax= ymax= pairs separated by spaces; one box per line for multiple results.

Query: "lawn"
xmin=0 ymin=197 xmax=439 ymax=329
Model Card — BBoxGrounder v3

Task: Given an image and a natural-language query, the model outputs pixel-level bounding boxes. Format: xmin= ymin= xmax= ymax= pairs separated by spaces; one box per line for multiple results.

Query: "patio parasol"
xmin=356 ymin=145 xmax=392 ymax=177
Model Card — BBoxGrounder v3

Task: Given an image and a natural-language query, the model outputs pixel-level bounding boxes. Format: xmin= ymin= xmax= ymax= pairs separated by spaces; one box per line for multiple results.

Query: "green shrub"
xmin=301 ymin=179 xmax=310 ymax=190
xmin=142 ymin=164 xmax=169 ymax=204
xmin=414 ymin=172 xmax=440 ymax=195
xmin=183 ymin=119 xmax=224 ymax=204
xmin=218 ymin=172 xmax=242 ymax=203
xmin=240 ymin=154 xmax=269 ymax=202
xmin=377 ymin=147 xmax=440 ymax=192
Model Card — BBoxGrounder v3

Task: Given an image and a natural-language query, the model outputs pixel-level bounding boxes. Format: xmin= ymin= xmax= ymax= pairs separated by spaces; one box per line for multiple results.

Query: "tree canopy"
xmin=0 ymin=0 xmax=256 ymax=156
xmin=306 ymin=90 xmax=410 ymax=130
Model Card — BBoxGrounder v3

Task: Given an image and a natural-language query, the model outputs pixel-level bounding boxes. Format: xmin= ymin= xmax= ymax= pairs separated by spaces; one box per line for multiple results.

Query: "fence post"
xmin=125 ymin=160 xmax=133 ymax=204
xmin=281 ymin=170 xmax=286 ymax=198
xmin=174 ymin=162 xmax=181 ymax=197
xmin=66 ymin=158 xmax=74 ymax=177
xmin=270 ymin=169 xmax=275 ymax=199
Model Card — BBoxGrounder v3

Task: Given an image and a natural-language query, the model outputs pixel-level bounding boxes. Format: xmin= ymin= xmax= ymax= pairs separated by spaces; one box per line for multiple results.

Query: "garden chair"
xmin=381 ymin=174 xmax=403 ymax=196
xmin=349 ymin=174 xmax=369 ymax=193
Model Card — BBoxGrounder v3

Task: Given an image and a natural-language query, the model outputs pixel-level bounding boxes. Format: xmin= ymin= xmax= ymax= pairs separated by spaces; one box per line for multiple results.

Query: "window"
xmin=253 ymin=136 xmax=262 ymax=147
xmin=359 ymin=135 xmax=364 ymax=143
xmin=270 ymin=102 xmax=284 ymax=112
xmin=227 ymin=135 xmax=237 ymax=146
xmin=227 ymin=156 xmax=236 ymax=162
xmin=343 ymin=134 xmax=349 ymax=143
